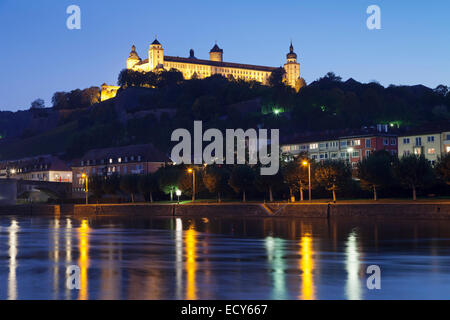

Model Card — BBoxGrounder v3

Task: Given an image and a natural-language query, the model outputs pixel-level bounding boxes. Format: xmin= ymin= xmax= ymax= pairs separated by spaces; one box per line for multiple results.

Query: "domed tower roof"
xmin=189 ymin=49 xmax=197 ymax=59
xmin=287 ymin=42 xmax=297 ymax=59
xmin=128 ymin=45 xmax=141 ymax=60
xmin=210 ymin=43 xmax=223 ymax=53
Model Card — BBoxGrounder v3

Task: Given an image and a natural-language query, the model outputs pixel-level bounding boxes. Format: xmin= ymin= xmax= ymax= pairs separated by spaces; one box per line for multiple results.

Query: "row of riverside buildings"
xmin=1 ymin=127 xmax=450 ymax=200
xmin=281 ymin=126 xmax=450 ymax=167
xmin=0 ymin=144 xmax=170 ymax=200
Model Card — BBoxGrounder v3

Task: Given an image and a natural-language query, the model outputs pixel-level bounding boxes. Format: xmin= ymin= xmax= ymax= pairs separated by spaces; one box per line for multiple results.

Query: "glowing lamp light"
xmin=302 ymin=161 xmax=309 ymax=167
xmin=10 ymin=169 xmax=16 ymax=175
xmin=176 ymin=189 xmax=182 ymax=197
xmin=347 ymin=147 xmax=354 ymax=153
xmin=273 ymin=108 xmax=281 ymax=115
xmin=188 ymin=168 xmax=193 ymax=173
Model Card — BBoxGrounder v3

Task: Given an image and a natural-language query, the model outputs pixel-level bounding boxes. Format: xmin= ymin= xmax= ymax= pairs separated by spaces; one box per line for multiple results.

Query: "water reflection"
xmin=65 ymin=218 xmax=73 ymax=300
xmin=78 ymin=219 xmax=90 ymax=300
xmin=185 ymin=223 xmax=197 ymax=300
xmin=265 ymin=236 xmax=287 ymax=300
xmin=299 ymin=233 xmax=315 ymax=300
xmin=345 ymin=230 xmax=361 ymax=300
xmin=175 ymin=218 xmax=183 ymax=300
xmin=2 ymin=216 xmax=450 ymax=300
xmin=8 ymin=220 xmax=19 ymax=300
xmin=51 ymin=219 xmax=60 ymax=299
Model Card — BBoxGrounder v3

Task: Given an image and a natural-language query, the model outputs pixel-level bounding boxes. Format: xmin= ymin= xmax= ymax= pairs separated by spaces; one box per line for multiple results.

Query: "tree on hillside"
xmin=120 ymin=174 xmax=140 ymax=203
xmin=357 ymin=151 xmax=393 ymax=200
xmin=393 ymin=155 xmax=435 ymax=201
xmin=30 ymin=99 xmax=45 ymax=109
xmin=315 ymin=160 xmax=352 ymax=202
xmin=192 ymin=95 xmax=221 ymax=120
xmin=52 ymin=87 xmax=100 ymax=110
xmin=202 ymin=165 xmax=230 ymax=203
xmin=268 ymin=68 xmax=287 ymax=87
xmin=52 ymin=92 xmax=69 ymax=109
xmin=435 ymin=153 xmax=450 ymax=186
xmin=138 ymin=173 xmax=159 ymax=202
xmin=156 ymin=69 xmax=184 ymax=87
xmin=229 ymin=165 xmax=255 ymax=202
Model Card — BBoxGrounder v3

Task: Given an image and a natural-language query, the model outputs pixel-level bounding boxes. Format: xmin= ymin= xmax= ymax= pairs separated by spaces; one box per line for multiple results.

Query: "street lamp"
xmin=187 ymin=168 xmax=196 ymax=202
xmin=176 ymin=189 xmax=182 ymax=204
xmin=81 ymin=173 xmax=89 ymax=205
xmin=302 ymin=160 xmax=312 ymax=202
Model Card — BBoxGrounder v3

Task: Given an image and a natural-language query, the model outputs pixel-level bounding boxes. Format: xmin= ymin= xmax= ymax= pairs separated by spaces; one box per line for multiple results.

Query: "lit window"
xmin=414 ymin=147 xmax=422 ymax=155
xmin=428 ymin=148 xmax=436 ymax=155
xmin=310 ymin=143 xmax=318 ymax=150
xmin=118 ymin=158 xmax=122 ymax=163
xmin=109 ymin=158 xmax=113 ymax=164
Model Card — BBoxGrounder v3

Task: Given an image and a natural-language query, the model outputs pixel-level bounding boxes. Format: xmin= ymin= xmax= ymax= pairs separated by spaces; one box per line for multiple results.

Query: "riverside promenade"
xmin=2 ymin=200 xmax=450 ymax=219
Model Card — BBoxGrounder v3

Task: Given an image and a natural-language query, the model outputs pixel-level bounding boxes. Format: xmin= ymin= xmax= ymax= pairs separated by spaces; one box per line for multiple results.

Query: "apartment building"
xmin=72 ymin=143 xmax=170 ymax=196
xmin=398 ymin=130 xmax=450 ymax=165
xmin=0 ymin=155 xmax=72 ymax=182
xmin=281 ymin=132 xmax=398 ymax=166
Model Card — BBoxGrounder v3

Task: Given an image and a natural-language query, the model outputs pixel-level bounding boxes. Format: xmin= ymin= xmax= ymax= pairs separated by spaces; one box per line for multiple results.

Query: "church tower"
xmin=284 ymin=42 xmax=300 ymax=89
xmin=209 ymin=43 xmax=223 ymax=62
xmin=127 ymin=45 xmax=141 ymax=69
xmin=149 ymin=38 xmax=164 ymax=71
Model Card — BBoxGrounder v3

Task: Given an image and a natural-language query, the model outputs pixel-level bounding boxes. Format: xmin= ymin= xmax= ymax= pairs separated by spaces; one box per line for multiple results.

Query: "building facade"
xmin=282 ymin=132 xmax=398 ymax=167
xmin=71 ymin=144 xmax=170 ymax=196
xmin=398 ymin=130 xmax=450 ymax=165
xmin=0 ymin=156 xmax=72 ymax=182
xmin=101 ymin=39 xmax=303 ymax=101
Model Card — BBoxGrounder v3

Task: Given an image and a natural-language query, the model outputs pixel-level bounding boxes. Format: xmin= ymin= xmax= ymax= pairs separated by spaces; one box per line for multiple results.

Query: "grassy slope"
xmin=0 ymin=121 xmax=78 ymax=160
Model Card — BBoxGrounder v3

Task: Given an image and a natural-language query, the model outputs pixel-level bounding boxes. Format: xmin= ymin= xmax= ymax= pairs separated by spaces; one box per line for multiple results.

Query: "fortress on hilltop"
xmin=101 ymin=39 xmax=303 ymax=101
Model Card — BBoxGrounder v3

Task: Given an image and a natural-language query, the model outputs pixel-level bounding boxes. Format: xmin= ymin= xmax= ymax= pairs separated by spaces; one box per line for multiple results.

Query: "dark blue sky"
xmin=0 ymin=0 xmax=449 ymax=111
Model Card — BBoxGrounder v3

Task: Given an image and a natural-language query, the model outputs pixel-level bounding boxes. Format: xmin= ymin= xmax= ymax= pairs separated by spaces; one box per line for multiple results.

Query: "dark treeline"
xmin=12 ymin=68 xmax=449 ymax=162
xmin=86 ymin=152 xmax=450 ymax=203
xmin=52 ymin=87 xmax=100 ymax=110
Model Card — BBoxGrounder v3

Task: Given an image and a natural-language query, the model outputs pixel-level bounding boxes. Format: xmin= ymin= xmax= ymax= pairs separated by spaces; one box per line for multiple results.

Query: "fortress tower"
xmin=148 ymin=38 xmax=164 ymax=71
xmin=126 ymin=45 xmax=141 ymax=69
xmin=284 ymin=42 xmax=301 ymax=89
xmin=209 ymin=43 xmax=223 ymax=62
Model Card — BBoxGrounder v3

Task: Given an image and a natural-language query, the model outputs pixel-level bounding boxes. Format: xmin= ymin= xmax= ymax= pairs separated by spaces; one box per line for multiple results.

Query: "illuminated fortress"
xmin=101 ymin=39 xmax=302 ymax=101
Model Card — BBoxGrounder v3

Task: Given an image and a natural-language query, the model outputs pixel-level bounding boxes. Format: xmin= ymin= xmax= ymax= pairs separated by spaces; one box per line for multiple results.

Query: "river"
xmin=0 ymin=215 xmax=449 ymax=300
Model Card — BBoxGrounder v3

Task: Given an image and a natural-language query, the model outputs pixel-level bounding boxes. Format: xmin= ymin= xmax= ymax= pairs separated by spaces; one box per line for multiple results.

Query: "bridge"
xmin=0 ymin=179 xmax=72 ymax=204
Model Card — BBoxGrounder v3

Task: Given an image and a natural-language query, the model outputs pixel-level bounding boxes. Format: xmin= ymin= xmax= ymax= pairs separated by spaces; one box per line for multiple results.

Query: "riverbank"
xmin=2 ymin=201 xmax=450 ymax=219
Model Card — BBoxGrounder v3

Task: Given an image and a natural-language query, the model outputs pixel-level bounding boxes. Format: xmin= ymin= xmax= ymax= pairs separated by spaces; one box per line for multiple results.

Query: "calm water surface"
xmin=0 ymin=214 xmax=450 ymax=300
